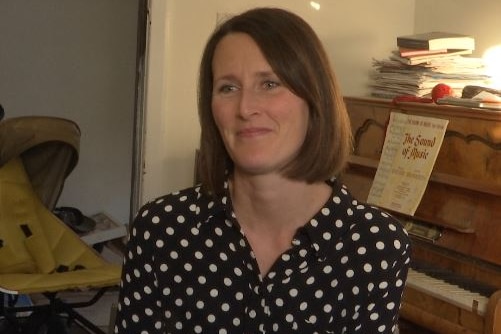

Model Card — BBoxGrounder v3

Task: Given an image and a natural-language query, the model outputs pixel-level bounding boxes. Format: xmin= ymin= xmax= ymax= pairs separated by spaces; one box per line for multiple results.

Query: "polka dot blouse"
xmin=114 ymin=179 xmax=411 ymax=334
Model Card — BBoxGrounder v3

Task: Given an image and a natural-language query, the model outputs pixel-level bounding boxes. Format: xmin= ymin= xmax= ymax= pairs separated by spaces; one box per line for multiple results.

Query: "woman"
xmin=115 ymin=7 xmax=410 ymax=334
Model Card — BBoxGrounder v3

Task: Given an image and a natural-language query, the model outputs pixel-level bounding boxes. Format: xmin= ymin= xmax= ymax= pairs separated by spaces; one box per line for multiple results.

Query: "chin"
xmin=236 ymin=164 xmax=269 ymax=175
xmin=232 ymin=151 xmax=290 ymax=175
xmin=235 ymin=160 xmax=287 ymax=177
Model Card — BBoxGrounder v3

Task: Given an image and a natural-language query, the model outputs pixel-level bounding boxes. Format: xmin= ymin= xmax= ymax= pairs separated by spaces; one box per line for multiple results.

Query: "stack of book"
xmin=370 ymin=32 xmax=493 ymax=99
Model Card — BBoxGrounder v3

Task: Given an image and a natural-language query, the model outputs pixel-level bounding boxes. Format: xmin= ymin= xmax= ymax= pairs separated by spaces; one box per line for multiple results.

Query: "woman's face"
xmin=211 ymin=33 xmax=309 ymax=177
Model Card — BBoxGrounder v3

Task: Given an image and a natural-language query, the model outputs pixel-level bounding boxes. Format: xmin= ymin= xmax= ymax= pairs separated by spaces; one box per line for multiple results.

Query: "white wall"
xmin=0 ymin=1 xmax=139 ymax=224
xmin=141 ymin=0 xmax=416 ymax=203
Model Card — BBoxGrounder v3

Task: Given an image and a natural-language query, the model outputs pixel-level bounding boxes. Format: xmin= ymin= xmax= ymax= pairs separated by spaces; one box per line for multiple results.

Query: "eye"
xmin=262 ymin=80 xmax=280 ymax=90
xmin=215 ymin=84 xmax=238 ymax=94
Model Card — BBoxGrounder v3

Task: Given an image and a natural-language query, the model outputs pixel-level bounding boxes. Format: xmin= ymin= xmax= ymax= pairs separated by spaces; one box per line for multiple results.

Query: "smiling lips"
xmin=237 ymin=127 xmax=271 ymax=138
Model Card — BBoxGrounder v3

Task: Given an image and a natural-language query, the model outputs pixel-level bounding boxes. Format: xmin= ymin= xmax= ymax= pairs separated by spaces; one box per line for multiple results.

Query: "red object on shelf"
xmin=431 ymin=83 xmax=454 ymax=102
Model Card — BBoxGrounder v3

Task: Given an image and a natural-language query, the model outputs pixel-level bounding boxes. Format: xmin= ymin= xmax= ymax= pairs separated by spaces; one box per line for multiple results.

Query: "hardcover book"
xmin=398 ymin=47 xmax=448 ymax=57
xmin=391 ymin=49 xmax=473 ymax=65
xmin=397 ymin=31 xmax=475 ymax=51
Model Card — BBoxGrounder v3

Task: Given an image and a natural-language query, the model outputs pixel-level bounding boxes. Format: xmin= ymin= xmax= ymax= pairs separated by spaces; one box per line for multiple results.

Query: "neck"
xmin=229 ymin=172 xmax=331 ymax=231
xmin=229 ymin=172 xmax=331 ymax=275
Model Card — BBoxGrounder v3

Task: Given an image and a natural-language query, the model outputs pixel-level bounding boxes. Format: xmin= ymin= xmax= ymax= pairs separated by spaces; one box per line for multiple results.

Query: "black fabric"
xmin=53 ymin=207 xmax=96 ymax=234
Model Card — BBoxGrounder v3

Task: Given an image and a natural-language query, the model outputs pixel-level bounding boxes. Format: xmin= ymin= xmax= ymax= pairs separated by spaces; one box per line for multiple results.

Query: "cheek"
xmin=211 ymin=100 xmax=232 ymax=136
xmin=286 ymin=101 xmax=310 ymax=136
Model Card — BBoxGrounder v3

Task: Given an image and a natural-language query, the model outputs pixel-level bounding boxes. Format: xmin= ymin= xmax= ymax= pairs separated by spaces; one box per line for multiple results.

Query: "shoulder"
xmin=130 ymin=185 xmax=222 ymax=239
xmin=349 ymin=201 xmax=411 ymax=272
xmin=137 ymin=185 xmax=204 ymax=217
xmin=330 ymin=179 xmax=411 ymax=254
xmin=351 ymin=202 xmax=410 ymax=248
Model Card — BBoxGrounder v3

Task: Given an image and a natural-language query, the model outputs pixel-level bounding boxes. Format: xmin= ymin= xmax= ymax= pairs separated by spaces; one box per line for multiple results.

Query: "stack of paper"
xmin=370 ymin=55 xmax=492 ymax=99
xmin=370 ymin=31 xmax=493 ymax=99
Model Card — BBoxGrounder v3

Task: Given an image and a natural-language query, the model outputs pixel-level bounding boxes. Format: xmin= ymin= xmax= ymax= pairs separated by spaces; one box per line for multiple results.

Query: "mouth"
xmin=237 ymin=127 xmax=271 ymax=138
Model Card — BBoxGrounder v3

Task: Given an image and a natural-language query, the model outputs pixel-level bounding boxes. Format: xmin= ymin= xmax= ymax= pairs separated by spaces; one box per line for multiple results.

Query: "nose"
xmin=238 ymin=88 xmax=260 ymax=119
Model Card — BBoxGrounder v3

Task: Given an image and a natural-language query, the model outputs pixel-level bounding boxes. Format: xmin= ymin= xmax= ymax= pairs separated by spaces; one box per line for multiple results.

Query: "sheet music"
xmin=367 ymin=112 xmax=449 ymax=215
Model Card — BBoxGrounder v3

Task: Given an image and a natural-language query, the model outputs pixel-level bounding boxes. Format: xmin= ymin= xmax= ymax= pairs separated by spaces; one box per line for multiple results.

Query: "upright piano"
xmin=341 ymin=97 xmax=501 ymax=334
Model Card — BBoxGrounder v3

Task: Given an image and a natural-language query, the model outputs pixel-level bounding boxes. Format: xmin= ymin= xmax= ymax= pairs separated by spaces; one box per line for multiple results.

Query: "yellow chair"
xmin=0 ymin=116 xmax=122 ymax=334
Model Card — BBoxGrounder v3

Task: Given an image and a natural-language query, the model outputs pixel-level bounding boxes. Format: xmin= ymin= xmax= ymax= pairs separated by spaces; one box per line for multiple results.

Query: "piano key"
xmin=411 ymin=261 xmax=497 ymax=297
xmin=406 ymin=268 xmax=489 ymax=315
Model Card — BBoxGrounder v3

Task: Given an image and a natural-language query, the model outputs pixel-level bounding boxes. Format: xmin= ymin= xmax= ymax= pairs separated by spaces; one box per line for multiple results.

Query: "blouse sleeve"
xmin=356 ymin=216 xmax=411 ymax=333
xmin=114 ymin=207 xmax=166 ymax=334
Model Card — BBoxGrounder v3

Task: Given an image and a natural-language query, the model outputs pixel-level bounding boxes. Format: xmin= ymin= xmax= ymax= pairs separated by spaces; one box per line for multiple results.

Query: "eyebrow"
xmin=213 ymin=70 xmax=277 ymax=82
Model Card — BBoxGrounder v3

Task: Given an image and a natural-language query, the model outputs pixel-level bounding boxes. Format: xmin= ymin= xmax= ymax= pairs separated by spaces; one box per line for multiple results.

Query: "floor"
xmin=48 ymin=289 xmax=117 ymax=333
xmin=1 ymin=289 xmax=118 ymax=334
xmin=0 ymin=317 xmax=109 ymax=334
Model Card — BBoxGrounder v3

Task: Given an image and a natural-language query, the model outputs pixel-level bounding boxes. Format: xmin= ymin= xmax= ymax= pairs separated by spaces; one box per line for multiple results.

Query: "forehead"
xmin=212 ymin=33 xmax=272 ymax=72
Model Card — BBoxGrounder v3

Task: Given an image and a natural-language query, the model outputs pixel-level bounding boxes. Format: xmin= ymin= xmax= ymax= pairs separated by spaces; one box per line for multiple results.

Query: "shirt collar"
xmin=208 ymin=178 xmax=356 ymax=259
xmin=299 ymin=179 xmax=356 ymax=260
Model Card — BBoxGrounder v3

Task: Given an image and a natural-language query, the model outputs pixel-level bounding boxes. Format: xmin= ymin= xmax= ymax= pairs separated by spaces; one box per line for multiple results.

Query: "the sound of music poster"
xmin=367 ymin=112 xmax=449 ymax=216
